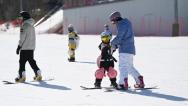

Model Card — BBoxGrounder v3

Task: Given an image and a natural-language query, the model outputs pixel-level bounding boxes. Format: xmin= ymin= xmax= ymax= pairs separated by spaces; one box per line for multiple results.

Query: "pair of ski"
xmin=2 ymin=78 xmax=54 ymax=85
xmin=80 ymin=85 xmax=158 ymax=91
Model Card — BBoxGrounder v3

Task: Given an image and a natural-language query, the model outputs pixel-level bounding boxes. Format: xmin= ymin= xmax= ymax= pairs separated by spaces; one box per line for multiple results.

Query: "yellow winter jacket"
xmin=68 ymin=32 xmax=79 ymax=49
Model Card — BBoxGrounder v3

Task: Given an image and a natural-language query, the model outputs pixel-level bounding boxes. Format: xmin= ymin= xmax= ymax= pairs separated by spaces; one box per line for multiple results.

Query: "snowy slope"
xmin=35 ymin=10 xmax=63 ymax=34
xmin=0 ymin=33 xmax=188 ymax=106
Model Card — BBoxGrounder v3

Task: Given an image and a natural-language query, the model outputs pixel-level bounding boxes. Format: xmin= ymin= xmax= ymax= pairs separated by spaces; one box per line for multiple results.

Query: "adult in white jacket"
xmin=15 ymin=11 xmax=42 ymax=82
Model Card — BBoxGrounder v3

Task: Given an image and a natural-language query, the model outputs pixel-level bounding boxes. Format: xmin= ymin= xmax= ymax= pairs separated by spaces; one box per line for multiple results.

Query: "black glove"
xmin=16 ymin=46 xmax=21 ymax=55
xmin=111 ymin=45 xmax=118 ymax=54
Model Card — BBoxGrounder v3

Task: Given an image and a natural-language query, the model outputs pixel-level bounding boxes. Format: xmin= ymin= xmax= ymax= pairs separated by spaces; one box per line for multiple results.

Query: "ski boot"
xmin=33 ymin=70 xmax=42 ymax=81
xmin=68 ymin=57 xmax=75 ymax=62
xmin=94 ymin=79 xmax=102 ymax=88
xmin=15 ymin=71 xmax=26 ymax=83
xmin=118 ymin=78 xmax=128 ymax=90
xmin=110 ymin=78 xmax=118 ymax=89
xmin=134 ymin=76 xmax=145 ymax=88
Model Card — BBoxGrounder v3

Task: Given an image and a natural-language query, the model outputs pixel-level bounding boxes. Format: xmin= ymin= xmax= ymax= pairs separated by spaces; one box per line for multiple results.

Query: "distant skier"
xmin=94 ymin=31 xmax=118 ymax=88
xmin=15 ymin=11 xmax=42 ymax=82
xmin=67 ymin=24 xmax=79 ymax=62
xmin=103 ymin=24 xmax=112 ymax=39
xmin=109 ymin=11 xmax=145 ymax=90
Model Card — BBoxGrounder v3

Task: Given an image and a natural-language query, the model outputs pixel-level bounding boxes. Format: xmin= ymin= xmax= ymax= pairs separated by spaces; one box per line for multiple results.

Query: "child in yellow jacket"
xmin=67 ymin=24 xmax=79 ymax=62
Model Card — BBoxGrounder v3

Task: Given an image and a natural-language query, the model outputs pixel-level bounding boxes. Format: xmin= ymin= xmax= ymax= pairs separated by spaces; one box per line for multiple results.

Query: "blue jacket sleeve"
xmin=111 ymin=23 xmax=128 ymax=48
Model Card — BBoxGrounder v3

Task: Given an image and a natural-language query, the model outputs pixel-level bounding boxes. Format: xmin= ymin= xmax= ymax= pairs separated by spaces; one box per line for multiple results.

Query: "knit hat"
xmin=20 ymin=11 xmax=31 ymax=20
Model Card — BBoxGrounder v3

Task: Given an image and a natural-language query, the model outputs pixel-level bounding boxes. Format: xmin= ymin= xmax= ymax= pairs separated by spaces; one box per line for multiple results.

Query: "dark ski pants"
xmin=19 ymin=50 xmax=40 ymax=77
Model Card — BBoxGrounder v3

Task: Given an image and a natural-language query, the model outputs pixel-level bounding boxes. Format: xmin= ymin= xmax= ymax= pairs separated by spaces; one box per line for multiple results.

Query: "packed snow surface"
xmin=0 ymin=32 xmax=188 ymax=106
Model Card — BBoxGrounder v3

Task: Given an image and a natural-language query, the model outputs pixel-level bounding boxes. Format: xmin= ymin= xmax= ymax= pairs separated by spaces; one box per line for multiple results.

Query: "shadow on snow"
xmin=25 ymin=81 xmax=71 ymax=91
xmin=118 ymin=89 xmax=188 ymax=101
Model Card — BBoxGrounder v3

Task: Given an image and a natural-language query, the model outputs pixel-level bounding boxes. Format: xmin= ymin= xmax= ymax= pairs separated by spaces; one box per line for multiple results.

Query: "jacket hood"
xmin=23 ymin=18 xmax=35 ymax=26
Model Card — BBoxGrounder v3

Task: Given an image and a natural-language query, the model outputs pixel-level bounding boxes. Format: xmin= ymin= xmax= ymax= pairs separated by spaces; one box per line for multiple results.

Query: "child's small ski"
xmin=80 ymin=86 xmax=102 ymax=90
xmin=80 ymin=85 xmax=116 ymax=90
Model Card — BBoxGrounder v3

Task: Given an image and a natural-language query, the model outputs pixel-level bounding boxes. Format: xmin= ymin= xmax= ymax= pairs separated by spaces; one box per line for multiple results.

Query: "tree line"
xmin=0 ymin=0 xmax=63 ymax=21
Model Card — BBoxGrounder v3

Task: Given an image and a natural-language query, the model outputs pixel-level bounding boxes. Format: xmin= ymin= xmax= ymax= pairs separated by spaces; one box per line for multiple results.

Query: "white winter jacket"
xmin=18 ymin=18 xmax=36 ymax=50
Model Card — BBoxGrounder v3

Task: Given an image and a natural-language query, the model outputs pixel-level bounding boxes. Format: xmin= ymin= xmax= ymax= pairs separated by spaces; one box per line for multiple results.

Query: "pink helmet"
xmin=109 ymin=11 xmax=121 ymax=22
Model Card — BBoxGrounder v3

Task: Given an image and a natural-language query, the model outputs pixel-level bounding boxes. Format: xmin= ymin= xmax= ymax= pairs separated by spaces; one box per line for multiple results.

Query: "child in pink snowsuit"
xmin=94 ymin=31 xmax=118 ymax=88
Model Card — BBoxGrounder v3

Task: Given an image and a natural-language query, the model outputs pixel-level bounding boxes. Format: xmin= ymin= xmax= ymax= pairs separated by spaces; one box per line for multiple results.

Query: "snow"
xmin=35 ymin=10 xmax=63 ymax=34
xmin=0 ymin=32 xmax=188 ymax=106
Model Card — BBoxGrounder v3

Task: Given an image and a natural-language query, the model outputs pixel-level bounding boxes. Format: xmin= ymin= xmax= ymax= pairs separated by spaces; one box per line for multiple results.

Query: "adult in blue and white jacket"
xmin=109 ymin=11 xmax=145 ymax=90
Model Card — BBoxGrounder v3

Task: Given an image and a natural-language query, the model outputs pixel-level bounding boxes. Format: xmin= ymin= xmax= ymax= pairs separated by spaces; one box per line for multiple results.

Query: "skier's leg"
xmin=16 ymin=50 xmax=27 ymax=82
xmin=107 ymin=67 xmax=117 ymax=79
xmin=95 ymin=68 xmax=105 ymax=79
xmin=27 ymin=51 xmax=40 ymax=74
xmin=125 ymin=53 xmax=145 ymax=88
xmin=68 ymin=42 xmax=76 ymax=50
xmin=94 ymin=68 xmax=105 ymax=88
xmin=124 ymin=53 xmax=140 ymax=82
xmin=68 ymin=49 xmax=75 ymax=61
xmin=68 ymin=41 xmax=76 ymax=61
xmin=72 ymin=50 xmax=75 ymax=60
xmin=27 ymin=50 xmax=42 ymax=80
xmin=19 ymin=51 xmax=27 ymax=76
xmin=108 ymin=67 xmax=118 ymax=88
xmin=117 ymin=53 xmax=129 ymax=89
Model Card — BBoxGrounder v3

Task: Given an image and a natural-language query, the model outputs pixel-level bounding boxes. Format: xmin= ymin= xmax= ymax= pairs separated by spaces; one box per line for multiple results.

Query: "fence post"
xmin=172 ymin=0 xmax=179 ymax=36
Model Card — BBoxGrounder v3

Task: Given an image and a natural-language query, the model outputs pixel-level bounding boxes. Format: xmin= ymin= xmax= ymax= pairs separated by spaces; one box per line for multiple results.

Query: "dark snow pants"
xmin=19 ymin=50 xmax=40 ymax=77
